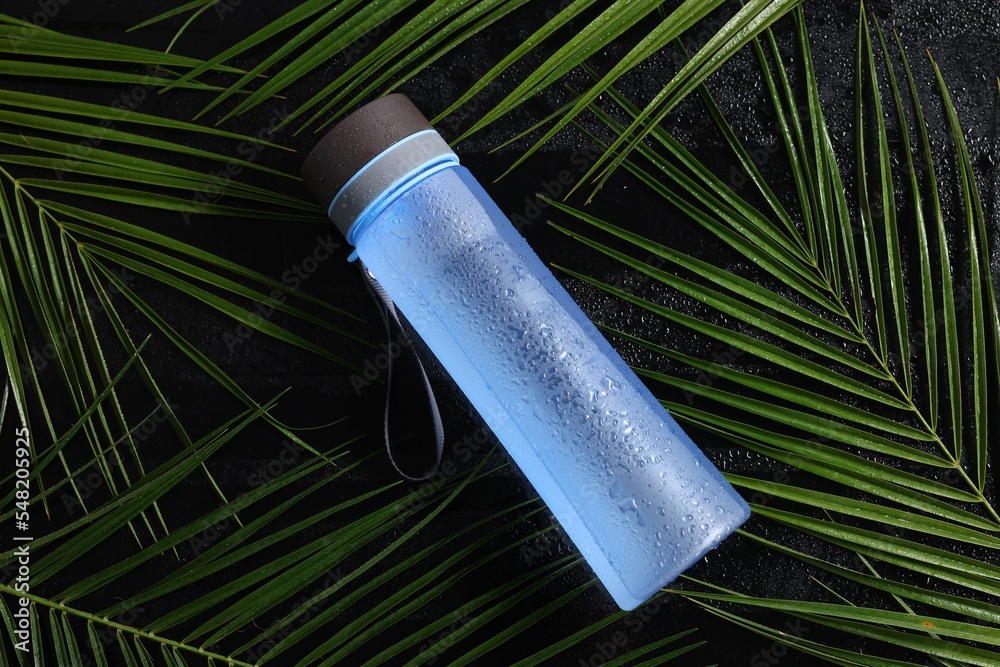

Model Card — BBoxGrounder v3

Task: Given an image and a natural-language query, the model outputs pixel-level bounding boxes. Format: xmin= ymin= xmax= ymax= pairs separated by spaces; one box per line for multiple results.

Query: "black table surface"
xmin=1 ymin=1 xmax=997 ymax=665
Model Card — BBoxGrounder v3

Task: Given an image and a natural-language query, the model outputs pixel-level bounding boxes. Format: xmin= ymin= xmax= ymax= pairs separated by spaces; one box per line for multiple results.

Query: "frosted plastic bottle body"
xmin=349 ymin=163 xmax=750 ymax=610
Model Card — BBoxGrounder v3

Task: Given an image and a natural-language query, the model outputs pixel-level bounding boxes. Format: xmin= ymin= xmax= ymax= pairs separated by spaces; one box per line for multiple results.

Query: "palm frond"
xmin=0 ymin=86 xmax=366 ymax=389
xmin=0 ymin=401 xmax=703 ymax=665
xmin=0 ymin=11 xmax=241 ymax=74
xmin=0 ymin=38 xmax=395 ymax=655
xmin=131 ymin=0 xmax=807 ymax=151
xmin=4 ymin=2 xmax=997 ymax=664
xmin=548 ymin=5 xmax=1000 ymax=663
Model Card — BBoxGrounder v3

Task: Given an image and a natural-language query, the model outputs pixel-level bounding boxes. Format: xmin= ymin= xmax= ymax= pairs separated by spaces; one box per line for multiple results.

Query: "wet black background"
xmin=1 ymin=0 xmax=998 ymax=665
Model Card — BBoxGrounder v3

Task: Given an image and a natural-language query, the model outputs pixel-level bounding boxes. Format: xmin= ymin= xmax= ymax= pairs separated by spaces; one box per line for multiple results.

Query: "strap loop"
xmin=357 ymin=260 xmax=445 ymax=481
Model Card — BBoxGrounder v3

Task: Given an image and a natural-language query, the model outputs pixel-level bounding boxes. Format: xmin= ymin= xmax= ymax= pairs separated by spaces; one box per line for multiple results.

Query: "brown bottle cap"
xmin=302 ymin=94 xmax=434 ymax=211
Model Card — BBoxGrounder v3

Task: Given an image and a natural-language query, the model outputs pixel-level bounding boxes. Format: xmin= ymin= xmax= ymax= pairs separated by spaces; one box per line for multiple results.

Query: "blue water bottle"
xmin=302 ymin=95 xmax=749 ymax=610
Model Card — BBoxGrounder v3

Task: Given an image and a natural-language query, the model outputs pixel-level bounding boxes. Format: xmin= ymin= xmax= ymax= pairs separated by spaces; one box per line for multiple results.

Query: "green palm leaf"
xmin=3 ymin=2 xmax=996 ymax=664
xmin=0 ymin=86 xmax=368 ymax=549
xmin=133 ymin=0 xmax=806 ymax=148
xmin=548 ymin=6 xmax=1000 ymax=664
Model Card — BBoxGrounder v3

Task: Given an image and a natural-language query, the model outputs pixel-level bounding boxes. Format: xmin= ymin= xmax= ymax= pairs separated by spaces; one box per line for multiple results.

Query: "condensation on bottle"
xmin=302 ymin=95 xmax=749 ymax=610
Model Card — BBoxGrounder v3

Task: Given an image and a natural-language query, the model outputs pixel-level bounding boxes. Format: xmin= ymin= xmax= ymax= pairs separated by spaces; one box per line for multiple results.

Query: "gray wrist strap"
xmin=357 ymin=260 xmax=444 ymax=481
